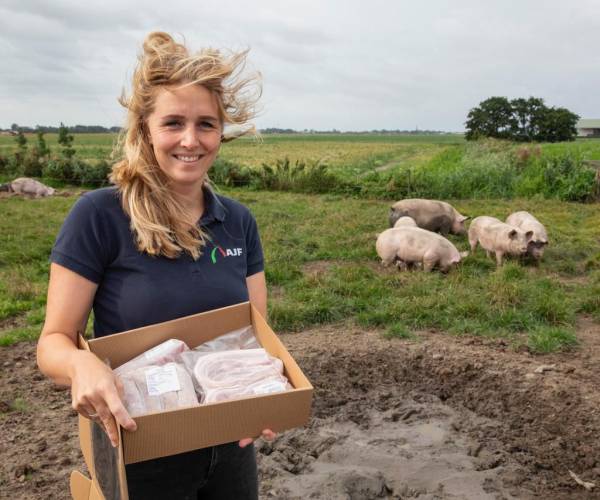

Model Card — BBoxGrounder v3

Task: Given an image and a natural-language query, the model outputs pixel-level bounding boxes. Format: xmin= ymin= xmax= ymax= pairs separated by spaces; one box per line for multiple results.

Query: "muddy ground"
xmin=1 ymin=319 xmax=599 ymax=499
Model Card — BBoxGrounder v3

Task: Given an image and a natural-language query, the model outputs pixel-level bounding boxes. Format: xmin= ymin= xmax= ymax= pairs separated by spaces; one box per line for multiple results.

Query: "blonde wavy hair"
xmin=110 ymin=31 xmax=260 ymax=259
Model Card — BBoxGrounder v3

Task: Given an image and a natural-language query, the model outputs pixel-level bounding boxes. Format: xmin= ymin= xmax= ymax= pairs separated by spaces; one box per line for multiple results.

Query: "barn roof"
xmin=576 ymin=119 xmax=600 ymax=128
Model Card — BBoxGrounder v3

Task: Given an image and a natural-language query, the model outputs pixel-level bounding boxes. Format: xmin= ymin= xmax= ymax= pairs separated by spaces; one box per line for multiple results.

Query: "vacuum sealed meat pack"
xmin=118 ymin=362 xmax=199 ymax=417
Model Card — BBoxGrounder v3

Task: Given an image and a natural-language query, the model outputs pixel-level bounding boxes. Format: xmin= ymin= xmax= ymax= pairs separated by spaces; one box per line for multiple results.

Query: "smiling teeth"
xmin=176 ymin=155 xmax=200 ymax=162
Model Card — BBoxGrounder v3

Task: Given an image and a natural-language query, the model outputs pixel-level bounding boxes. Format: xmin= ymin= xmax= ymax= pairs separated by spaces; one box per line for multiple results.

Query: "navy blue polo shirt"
xmin=51 ymin=187 xmax=264 ymax=338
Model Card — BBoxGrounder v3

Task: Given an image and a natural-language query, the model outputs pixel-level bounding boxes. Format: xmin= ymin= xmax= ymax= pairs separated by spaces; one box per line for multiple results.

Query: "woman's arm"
xmin=246 ymin=271 xmax=267 ymax=320
xmin=37 ymin=263 xmax=136 ymax=446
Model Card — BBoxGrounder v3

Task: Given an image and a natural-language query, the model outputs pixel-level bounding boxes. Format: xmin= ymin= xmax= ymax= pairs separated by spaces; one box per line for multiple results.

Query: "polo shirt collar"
xmin=200 ymin=186 xmax=226 ymax=224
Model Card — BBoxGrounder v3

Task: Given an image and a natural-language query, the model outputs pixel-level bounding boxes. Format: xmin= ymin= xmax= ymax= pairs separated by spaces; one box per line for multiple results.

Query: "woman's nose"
xmin=180 ymin=125 xmax=200 ymax=149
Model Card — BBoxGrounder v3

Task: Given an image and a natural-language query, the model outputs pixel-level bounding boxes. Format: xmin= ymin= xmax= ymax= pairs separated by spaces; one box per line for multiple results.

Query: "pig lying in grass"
xmin=506 ymin=211 xmax=548 ymax=261
xmin=389 ymin=199 xmax=469 ymax=235
xmin=392 ymin=216 xmax=417 ymax=228
xmin=468 ymin=216 xmax=533 ymax=266
xmin=3 ymin=178 xmax=55 ymax=197
xmin=376 ymin=227 xmax=468 ymax=272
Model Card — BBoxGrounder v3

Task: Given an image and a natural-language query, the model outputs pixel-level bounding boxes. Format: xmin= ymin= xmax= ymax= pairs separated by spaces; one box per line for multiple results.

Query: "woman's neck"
xmin=171 ymin=182 xmax=205 ymax=222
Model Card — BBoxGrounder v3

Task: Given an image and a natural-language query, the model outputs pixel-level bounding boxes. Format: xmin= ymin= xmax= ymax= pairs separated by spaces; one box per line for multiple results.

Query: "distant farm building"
xmin=576 ymin=119 xmax=600 ymax=138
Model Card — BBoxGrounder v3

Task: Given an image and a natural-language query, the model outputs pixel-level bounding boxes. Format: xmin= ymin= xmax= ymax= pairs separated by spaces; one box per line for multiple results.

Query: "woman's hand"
xmin=70 ymin=350 xmax=137 ymax=447
xmin=239 ymin=429 xmax=276 ymax=448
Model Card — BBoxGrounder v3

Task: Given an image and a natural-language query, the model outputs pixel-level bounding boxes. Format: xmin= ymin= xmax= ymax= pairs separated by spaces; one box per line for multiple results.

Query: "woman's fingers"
xmin=261 ymin=429 xmax=276 ymax=441
xmin=239 ymin=428 xmax=276 ymax=448
xmin=73 ymin=385 xmax=137 ymax=447
xmin=238 ymin=437 xmax=254 ymax=448
xmin=96 ymin=406 xmax=120 ymax=447
xmin=104 ymin=389 xmax=137 ymax=432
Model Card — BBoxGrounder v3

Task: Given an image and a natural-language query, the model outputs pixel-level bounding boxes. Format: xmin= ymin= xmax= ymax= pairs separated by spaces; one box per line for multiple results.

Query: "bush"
xmin=42 ymin=158 xmax=75 ymax=182
xmin=253 ymin=158 xmax=340 ymax=193
xmin=210 ymin=158 xmax=253 ymax=187
xmin=72 ymin=159 xmax=111 ymax=186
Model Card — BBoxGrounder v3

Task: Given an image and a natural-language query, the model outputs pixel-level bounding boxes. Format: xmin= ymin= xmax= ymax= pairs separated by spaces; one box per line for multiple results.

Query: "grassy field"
xmin=0 ymin=133 xmax=461 ymax=173
xmin=1 ymin=187 xmax=599 ymax=353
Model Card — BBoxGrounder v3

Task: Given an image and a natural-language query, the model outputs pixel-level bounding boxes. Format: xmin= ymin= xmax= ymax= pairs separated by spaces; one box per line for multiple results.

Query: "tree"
xmin=465 ymin=97 xmax=514 ymax=140
xmin=510 ymin=97 xmax=546 ymax=142
xmin=15 ymin=129 xmax=27 ymax=150
xmin=34 ymin=130 xmax=50 ymax=158
xmin=466 ymin=97 xmax=579 ymax=142
xmin=538 ymin=107 xmax=579 ymax=143
xmin=58 ymin=122 xmax=76 ymax=158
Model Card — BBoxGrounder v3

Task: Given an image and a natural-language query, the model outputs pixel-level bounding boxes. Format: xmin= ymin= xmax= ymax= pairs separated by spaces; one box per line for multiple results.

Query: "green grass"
xmin=1 ymin=145 xmax=600 ymax=353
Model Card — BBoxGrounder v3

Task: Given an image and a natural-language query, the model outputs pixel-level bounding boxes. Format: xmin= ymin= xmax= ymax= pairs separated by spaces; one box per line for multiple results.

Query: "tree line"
xmin=7 ymin=123 xmax=121 ymax=134
xmin=465 ymin=97 xmax=579 ymax=142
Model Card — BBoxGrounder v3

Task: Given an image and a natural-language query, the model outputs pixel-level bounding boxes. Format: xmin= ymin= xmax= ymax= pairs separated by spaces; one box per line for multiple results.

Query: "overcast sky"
xmin=1 ymin=0 xmax=599 ymax=132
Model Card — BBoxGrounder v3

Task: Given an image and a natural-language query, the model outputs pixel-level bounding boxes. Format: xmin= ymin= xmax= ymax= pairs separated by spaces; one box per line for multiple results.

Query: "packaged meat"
xmin=118 ymin=362 xmax=199 ymax=417
xmin=193 ymin=349 xmax=292 ymax=404
xmin=193 ymin=325 xmax=260 ymax=353
xmin=113 ymin=339 xmax=190 ymax=377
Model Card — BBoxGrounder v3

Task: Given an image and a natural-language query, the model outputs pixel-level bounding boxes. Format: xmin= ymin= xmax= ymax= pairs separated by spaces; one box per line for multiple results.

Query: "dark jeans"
xmin=125 ymin=442 xmax=258 ymax=500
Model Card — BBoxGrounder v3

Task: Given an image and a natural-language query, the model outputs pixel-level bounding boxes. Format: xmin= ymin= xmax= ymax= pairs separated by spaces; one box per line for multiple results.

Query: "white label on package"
xmin=144 ymin=340 xmax=177 ymax=361
xmin=145 ymin=363 xmax=181 ymax=396
xmin=253 ymin=381 xmax=288 ymax=395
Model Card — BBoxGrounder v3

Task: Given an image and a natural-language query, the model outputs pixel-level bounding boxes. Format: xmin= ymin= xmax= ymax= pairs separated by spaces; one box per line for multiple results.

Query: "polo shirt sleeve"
xmin=50 ymin=195 xmax=112 ymax=284
xmin=245 ymin=211 xmax=264 ymax=277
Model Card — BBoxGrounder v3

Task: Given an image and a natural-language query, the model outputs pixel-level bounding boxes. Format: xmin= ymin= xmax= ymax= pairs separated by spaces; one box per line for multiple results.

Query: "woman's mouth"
xmin=174 ymin=154 xmax=201 ymax=163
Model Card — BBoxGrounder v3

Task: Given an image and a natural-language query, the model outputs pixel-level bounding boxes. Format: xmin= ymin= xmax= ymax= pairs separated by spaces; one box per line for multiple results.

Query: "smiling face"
xmin=146 ymin=84 xmax=222 ymax=193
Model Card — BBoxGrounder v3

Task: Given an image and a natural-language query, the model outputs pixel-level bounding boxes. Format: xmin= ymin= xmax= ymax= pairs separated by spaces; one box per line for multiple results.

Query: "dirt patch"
xmin=0 ymin=314 xmax=28 ymax=333
xmin=1 ymin=321 xmax=599 ymax=499
xmin=301 ymin=260 xmax=339 ymax=279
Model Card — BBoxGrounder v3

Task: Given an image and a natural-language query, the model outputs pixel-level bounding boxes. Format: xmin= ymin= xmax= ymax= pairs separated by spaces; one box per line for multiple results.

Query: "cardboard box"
xmin=70 ymin=302 xmax=313 ymax=500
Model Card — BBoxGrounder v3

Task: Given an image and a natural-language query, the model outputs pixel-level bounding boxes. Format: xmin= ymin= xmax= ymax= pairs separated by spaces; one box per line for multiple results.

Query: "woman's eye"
xmin=164 ymin=121 xmax=182 ymax=128
xmin=199 ymin=121 xmax=215 ymax=129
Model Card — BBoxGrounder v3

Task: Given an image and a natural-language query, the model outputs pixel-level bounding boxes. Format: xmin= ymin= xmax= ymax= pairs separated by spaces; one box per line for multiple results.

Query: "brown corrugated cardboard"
xmin=71 ymin=302 xmax=312 ymax=500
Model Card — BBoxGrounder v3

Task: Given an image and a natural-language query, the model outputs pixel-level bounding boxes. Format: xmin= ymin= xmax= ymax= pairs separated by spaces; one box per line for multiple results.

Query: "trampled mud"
xmin=1 ymin=321 xmax=599 ymax=499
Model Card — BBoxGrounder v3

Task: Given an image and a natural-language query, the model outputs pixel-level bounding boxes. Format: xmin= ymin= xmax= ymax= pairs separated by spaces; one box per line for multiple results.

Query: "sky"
xmin=1 ymin=0 xmax=599 ymax=132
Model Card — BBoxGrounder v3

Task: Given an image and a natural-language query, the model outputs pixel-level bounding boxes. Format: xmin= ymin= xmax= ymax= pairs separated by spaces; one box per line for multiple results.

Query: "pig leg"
xmin=468 ymin=234 xmax=478 ymax=253
xmin=422 ymin=260 xmax=436 ymax=272
xmin=495 ymin=251 xmax=504 ymax=266
xmin=422 ymin=251 xmax=437 ymax=272
xmin=395 ymin=259 xmax=408 ymax=271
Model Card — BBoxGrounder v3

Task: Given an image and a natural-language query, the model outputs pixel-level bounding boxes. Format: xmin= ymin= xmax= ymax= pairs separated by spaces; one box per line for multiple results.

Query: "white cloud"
xmin=1 ymin=0 xmax=599 ymax=131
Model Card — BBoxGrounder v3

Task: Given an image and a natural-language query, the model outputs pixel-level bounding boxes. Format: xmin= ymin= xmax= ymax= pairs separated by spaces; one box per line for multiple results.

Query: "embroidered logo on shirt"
xmin=210 ymin=246 xmax=243 ymax=264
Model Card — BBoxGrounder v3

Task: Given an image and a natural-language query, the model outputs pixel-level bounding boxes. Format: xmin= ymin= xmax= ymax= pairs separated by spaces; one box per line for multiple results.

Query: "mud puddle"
xmin=259 ymin=398 xmax=521 ymax=499
xmin=2 ymin=321 xmax=600 ymax=499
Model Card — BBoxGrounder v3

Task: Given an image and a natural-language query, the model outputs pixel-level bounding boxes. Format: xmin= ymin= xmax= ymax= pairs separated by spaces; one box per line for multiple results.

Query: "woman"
xmin=37 ymin=31 xmax=272 ymax=499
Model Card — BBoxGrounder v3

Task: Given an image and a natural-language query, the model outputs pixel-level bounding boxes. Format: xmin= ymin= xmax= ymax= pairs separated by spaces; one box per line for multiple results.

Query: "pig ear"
xmin=508 ymin=229 xmax=518 ymax=239
xmin=525 ymin=231 xmax=534 ymax=241
xmin=460 ymin=215 xmax=470 ymax=222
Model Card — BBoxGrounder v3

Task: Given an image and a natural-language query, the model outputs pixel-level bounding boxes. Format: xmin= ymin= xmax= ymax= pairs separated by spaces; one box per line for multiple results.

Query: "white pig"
xmin=9 ymin=177 xmax=55 ymax=197
xmin=376 ymin=227 xmax=468 ymax=273
xmin=505 ymin=211 xmax=548 ymax=261
xmin=389 ymin=199 xmax=469 ymax=235
xmin=468 ymin=216 xmax=533 ymax=266
xmin=393 ymin=216 xmax=418 ymax=228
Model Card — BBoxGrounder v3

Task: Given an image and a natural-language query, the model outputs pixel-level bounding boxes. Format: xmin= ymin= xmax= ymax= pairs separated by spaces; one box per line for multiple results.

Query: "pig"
xmin=393 ymin=216 xmax=417 ymax=228
xmin=468 ymin=216 xmax=533 ymax=266
xmin=389 ymin=199 xmax=469 ymax=235
xmin=376 ymin=226 xmax=468 ymax=273
xmin=9 ymin=177 xmax=55 ymax=197
xmin=505 ymin=211 xmax=548 ymax=261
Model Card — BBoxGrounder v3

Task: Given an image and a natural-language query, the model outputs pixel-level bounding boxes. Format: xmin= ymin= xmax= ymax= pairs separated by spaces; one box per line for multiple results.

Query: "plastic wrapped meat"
xmin=113 ymin=339 xmax=190 ymax=377
xmin=193 ymin=325 xmax=260 ymax=354
xmin=193 ymin=349 xmax=292 ymax=404
xmin=118 ymin=362 xmax=199 ymax=417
